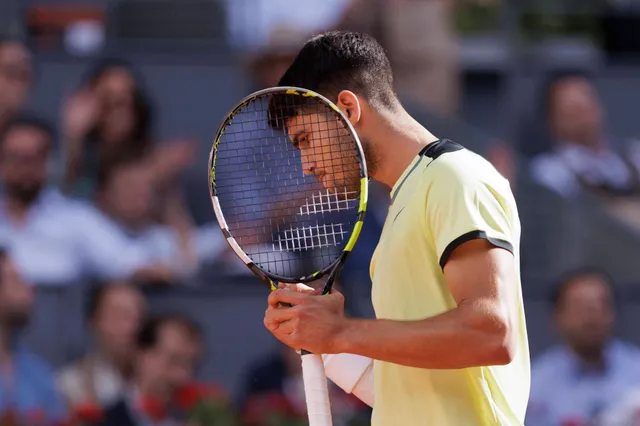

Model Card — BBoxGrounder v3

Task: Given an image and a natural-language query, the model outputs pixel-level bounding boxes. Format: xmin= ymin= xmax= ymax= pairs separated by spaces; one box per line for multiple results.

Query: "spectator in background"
xmin=241 ymin=344 xmax=369 ymax=426
xmin=224 ymin=0 xmax=352 ymax=54
xmin=0 ymin=249 xmax=67 ymax=424
xmin=60 ymin=58 xmax=196 ymax=243
xmin=97 ymin=314 xmax=208 ymax=426
xmin=339 ymin=0 xmax=460 ymax=116
xmin=526 ymin=268 xmax=640 ymax=426
xmin=0 ymin=38 xmax=31 ymax=132
xmin=0 ymin=114 xmax=177 ymax=286
xmin=94 ymin=155 xmax=198 ymax=284
xmin=57 ymin=283 xmax=145 ymax=409
xmin=530 ymin=72 xmax=640 ymax=199
xmin=245 ymin=25 xmax=309 ymax=90
xmin=60 ymin=58 xmax=153 ymax=197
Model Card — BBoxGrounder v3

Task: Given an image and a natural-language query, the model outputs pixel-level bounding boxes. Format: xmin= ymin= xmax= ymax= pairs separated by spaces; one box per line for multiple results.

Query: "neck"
xmin=136 ymin=376 xmax=170 ymax=402
xmin=368 ymin=107 xmax=439 ymax=189
xmin=574 ymin=345 xmax=606 ymax=370
xmin=93 ymin=347 xmax=132 ymax=378
xmin=4 ymin=196 xmax=32 ymax=223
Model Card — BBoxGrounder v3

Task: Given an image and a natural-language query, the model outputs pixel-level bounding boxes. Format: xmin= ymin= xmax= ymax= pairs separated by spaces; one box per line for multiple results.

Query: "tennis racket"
xmin=208 ymin=86 xmax=368 ymax=426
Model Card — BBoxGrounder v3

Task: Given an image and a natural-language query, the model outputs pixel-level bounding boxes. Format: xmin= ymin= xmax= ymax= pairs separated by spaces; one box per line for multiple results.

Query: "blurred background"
xmin=2 ymin=0 xmax=640 ymax=425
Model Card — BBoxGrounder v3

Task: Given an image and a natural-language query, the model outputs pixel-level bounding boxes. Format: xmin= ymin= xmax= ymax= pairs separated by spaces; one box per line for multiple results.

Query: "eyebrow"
xmin=291 ymin=130 xmax=306 ymax=147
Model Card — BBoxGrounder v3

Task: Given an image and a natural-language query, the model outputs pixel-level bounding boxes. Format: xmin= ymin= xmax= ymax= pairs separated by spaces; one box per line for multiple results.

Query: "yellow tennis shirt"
xmin=369 ymin=139 xmax=530 ymax=426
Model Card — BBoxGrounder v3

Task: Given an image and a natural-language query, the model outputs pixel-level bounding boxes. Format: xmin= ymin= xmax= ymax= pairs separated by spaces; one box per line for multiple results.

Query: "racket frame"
xmin=208 ymin=86 xmax=369 ymax=292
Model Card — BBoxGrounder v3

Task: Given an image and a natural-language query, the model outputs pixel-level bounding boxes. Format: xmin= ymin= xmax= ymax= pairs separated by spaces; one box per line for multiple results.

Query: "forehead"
xmin=0 ymin=42 xmax=30 ymax=64
xmin=101 ymin=285 xmax=142 ymax=308
xmin=564 ymin=275 xmax=610 ymax=301
xmin=3 ymin=126 xmax=49 ymax=151
xmin=552 ymin=78 xmax=596 ymax=103
xmin=284 ymin=110 xmax=335 ymax=136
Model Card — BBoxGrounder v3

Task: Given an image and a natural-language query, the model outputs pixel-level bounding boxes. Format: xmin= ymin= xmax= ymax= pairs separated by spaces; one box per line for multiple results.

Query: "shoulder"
xmin=19 ymin=350 xmax=55 ymax=371
xmin=16 ymin=350 xmax=58 ymax=384
xmin=57 ymin=361 xmax=81 ymax=383
xmin=420 ymin=142 xmax=516 ymax=216
xmin=530 ymin=151 xmax=578 ymax=196
xmin=611 ymin=340 xmax=640 ymax=362
xmin=423 ymin=141 xmax=511 ymax=193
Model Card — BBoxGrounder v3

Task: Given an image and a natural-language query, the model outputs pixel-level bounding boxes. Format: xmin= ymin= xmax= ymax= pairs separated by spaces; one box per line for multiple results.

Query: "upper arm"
xmin=425 ymin=163 xmax=519 ymax=321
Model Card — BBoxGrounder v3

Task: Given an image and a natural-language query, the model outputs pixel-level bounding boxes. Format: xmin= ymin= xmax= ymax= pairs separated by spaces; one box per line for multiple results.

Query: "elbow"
xmin=465 ymin=307 xmax=517 ymax=366
xmin=485 ymin=316 xmax=517 ymax=365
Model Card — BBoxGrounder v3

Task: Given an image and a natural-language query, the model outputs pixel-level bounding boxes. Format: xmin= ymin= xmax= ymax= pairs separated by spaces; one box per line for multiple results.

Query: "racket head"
xmin=208 ymin=86 xmax=368 ymax=290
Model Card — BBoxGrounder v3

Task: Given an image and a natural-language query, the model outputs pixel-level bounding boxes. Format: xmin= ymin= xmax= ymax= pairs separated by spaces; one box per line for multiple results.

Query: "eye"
xmin=298 ymin=134 xmax=309 ymax=148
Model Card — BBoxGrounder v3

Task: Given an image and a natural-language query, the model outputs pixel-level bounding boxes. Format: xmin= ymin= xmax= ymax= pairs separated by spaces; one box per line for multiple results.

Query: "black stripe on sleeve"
xmin=439 ymin=230 xmax=514 ymax=270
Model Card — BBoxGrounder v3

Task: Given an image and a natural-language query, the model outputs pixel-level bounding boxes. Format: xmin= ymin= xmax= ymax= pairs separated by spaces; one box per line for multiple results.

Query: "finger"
xmin=292 ymin=283 xmax=315 ymax=294
xmin=269 ymin=288 xmax=311 ymax=306
xmin=327 ymin=287 xmax=344 ymax=298
xmin=277 ymin=282 xmax=315 ymax=294
xmin=265 ymin=305 xmax=298 ymax=325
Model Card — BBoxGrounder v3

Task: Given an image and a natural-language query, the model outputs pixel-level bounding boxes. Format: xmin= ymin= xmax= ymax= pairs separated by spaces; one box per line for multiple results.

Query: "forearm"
xmin=61 ymin=137 xmax=84 ymax=191
xmin=336 ymin=302 xmax=513 ymax=370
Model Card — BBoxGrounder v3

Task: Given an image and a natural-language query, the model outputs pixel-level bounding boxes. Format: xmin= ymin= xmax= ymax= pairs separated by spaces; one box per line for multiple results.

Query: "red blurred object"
xmin=72 ymin=403 xmax=105 ymax=423
xmin=139 ymin=395 xmax=168 ymax=423
xmin=25 ymin=408 xmax=47 ymax=425
xmin=242 ymin=391 xmax=305 ymax=426
xmin=0 ymin=410 xmax=17 ymax=426
xmin=560 ymin=418 xmax=585 ymax=426
xmin=174 ymin=382 xmax=226 ymax=411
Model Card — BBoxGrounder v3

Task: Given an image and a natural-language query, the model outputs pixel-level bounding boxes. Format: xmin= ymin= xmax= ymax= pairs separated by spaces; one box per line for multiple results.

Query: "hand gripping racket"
xmin=208 ymin=87 xmax=368 ymax=426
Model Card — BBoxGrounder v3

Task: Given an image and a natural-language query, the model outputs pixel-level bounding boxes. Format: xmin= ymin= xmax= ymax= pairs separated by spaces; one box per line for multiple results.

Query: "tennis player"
xmin=263 ymin=31 xmax=530 ymax=425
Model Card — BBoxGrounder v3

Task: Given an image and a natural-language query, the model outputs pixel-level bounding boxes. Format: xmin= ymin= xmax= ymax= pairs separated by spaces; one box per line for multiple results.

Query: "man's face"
xmin=0 ymin=256 xmax=34 ymax=328
xmin=93 ymin=285 xmax=144 ymax=361
xmin=555 ymin=275 xmax=614 ymax=354
xmin=0 ymin=125 xmax=49 ymax=204
xmin=138 ymin=322 xmax=201 ymax=396
xmin=286 ymin=111 xmax=361 ymax=194
xmin=549 ymin=78 xmax=603 ymax=147
xmin=0 ymin=42 xmax=32 ymax=115
xmin=102 ymin=162 xmax=155 ymax=226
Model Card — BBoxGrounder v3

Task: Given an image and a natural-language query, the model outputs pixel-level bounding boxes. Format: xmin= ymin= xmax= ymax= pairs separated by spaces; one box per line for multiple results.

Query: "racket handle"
xmin=301 ymin=352 xmax=333 ymax=426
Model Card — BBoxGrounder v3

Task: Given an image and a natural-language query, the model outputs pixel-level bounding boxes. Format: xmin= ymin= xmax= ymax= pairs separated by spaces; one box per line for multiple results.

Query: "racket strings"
xmin=213 ymin=92 xmax=363 ymax=277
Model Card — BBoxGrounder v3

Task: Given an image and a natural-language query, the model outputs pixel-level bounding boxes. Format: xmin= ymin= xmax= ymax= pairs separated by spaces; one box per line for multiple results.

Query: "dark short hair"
xmin=96 ymin=151 xmax=149 ymax=191
xmin=85 ymin=282 xmax=142 ymax=322
xmin=136 ymin=314 xmax=201 ymax=351
xmin=0 ymin=113 xmax=55 ymax=147
xmin=268 ymin=31 xmax=397 ymax=129
xmin=0 ymin=36 xmax=29 ymax=52
xmin=550 ymin=266 xmax=615 ymax=310
xmin=81 ymin=57 xmax=154 ymax=147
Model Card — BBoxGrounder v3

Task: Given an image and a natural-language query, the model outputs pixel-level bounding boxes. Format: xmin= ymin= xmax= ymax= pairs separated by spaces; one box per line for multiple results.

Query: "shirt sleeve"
xmin=425 ymin=162 xmax=515 ymax=269
xmin=72 ymin=204 xmax=151 ymax=280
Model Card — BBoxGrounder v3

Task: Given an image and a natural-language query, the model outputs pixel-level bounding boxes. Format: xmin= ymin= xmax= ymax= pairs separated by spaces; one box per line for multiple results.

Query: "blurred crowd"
xmin=0 ymin=31 xmax=374 ymax=426
xmin=2 ymin=0 xmax=640 ymax=425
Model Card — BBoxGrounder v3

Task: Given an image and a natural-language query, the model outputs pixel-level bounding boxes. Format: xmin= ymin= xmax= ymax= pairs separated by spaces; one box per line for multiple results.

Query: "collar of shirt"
xmin=0 ymin=187 xmax=68 ymax=228
xmin=562 ymin=339 xmax=632 ymax=380
xmin=555 ymin=142 xmax=633 ymax=187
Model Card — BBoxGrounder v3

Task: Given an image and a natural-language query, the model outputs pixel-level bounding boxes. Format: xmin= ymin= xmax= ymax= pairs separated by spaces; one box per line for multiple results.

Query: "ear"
xmin=336 ymin=90 xmax=361 ymax=126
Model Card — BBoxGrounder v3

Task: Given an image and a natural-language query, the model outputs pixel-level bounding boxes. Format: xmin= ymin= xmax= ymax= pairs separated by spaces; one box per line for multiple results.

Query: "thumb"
xmin=277 ymin=282 xmax=315 ymax=294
